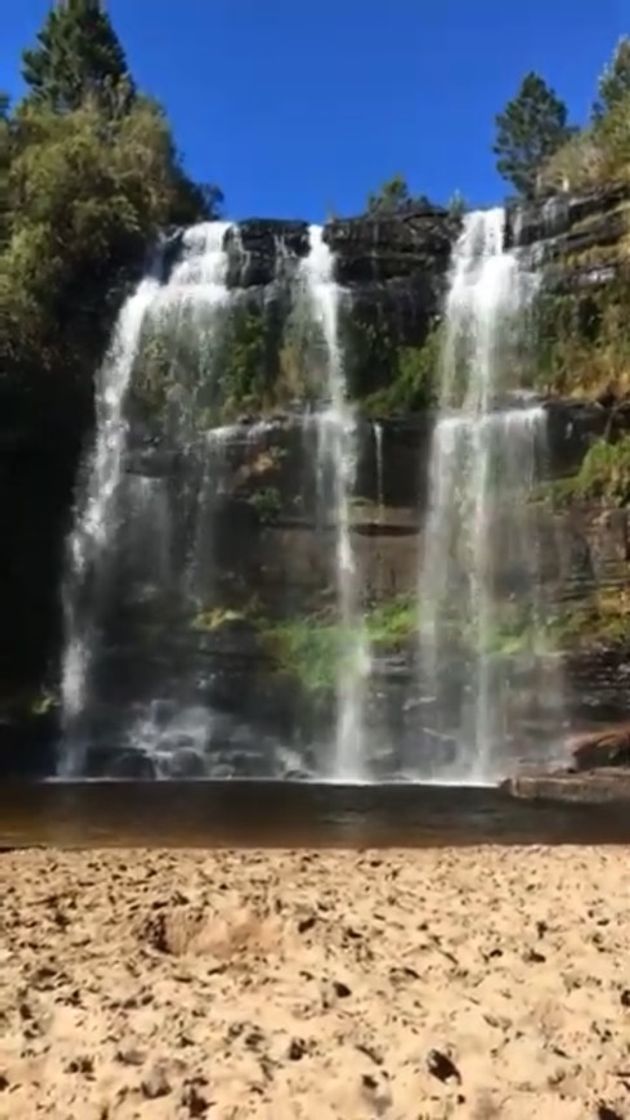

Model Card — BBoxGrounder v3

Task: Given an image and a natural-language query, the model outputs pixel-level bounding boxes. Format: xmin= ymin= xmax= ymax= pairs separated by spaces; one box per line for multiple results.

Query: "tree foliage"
xmin=594 ymin=36 xmax=630 ymax=120
xmin=22 ymin=0 xmax=134 ymax=115
xmin=366 ymin=174 xmax=431 ymax=215
xmin=1 ymin=3 xmax=219 ymax=424
xmin=494 ymin=72 xmax=573 ymax=197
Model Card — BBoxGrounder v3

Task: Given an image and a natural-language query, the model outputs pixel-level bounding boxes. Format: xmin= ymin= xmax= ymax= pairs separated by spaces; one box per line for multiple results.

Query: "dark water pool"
xmin=1 ymin=780 xmax=630 ymax=848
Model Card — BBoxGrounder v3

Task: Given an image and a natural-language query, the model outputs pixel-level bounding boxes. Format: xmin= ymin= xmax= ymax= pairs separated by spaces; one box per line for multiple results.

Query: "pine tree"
xmin=494 ymin=72 xmax=573 ymax=198
xmin=0 ymin=95 xmax=10 ymax=250
xmin=593 ymin=37 xmax=630 ymax=120
xmin=366 ymin=174 xmax=431 ymax=215
xmin=22 ymin=0 xmax=135 ymax=114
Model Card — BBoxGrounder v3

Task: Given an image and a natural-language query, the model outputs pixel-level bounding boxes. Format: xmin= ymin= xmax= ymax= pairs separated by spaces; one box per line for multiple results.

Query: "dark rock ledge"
xmin=504 ymin=722 xmax=630 ymax=804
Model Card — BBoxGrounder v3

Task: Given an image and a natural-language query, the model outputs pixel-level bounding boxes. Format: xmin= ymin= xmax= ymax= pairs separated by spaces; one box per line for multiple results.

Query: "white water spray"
xmin=60 ymin=223 xmax=232 ymax=775
xmin=374 ymin=421 xmax=385 ymax=522
xmin=301 ymin=226 xmax=370 ymax=779
xmin=419 ymin=208 xmax=560 ymax=781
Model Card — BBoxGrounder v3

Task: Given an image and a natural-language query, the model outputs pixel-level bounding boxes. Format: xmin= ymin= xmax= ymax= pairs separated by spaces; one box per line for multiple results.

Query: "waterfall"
xmin=419 ymin=208 xmax=561 ymax=782
xmin=60 ymin=267 xmax=161 ymax=773
xmin=300 ymin=226 xmax=370 ymax=780
xmin=374 ymin=421 xmax=385 ymax=521
xmin=59 ymin=222 xmax=232 ymax=775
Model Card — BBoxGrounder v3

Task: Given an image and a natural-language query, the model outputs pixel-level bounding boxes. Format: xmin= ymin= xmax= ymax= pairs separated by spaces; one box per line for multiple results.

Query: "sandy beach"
xmin=1 ymin=846 xmax=629 ymax=1119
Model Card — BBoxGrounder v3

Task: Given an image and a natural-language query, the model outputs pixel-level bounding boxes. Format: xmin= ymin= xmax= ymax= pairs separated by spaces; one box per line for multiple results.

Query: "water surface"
xmin=1 ymin=781 xmax=629 ymax=848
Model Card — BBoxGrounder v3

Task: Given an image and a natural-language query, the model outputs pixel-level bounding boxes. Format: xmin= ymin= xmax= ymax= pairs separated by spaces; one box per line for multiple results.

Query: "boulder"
xmin=569 ymin=723 xmax=630 ymax=771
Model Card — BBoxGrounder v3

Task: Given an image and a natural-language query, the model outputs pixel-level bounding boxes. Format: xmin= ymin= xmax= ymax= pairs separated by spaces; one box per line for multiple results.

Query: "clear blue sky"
xmin=4 ymin=1 xmax=629 ymax=219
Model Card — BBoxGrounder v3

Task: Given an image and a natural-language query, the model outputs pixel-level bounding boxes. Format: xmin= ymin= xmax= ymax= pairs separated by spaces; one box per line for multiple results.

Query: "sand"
xmin=1 ymin=846 xmax=629 ymax=1120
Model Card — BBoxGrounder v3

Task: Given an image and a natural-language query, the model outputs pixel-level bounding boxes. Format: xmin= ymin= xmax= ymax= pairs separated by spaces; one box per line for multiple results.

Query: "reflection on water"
xmin=1 ymin=781 xmax=629 ymax=849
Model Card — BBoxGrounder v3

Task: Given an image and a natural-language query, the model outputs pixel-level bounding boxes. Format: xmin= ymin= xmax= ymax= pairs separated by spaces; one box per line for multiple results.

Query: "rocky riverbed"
xmin=1 ymin=846 xmax=630 ymax=1119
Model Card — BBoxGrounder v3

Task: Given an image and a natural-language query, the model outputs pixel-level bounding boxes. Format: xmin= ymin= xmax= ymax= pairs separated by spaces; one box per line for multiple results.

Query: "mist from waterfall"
xmin=419 ymin=208 xmax=563 ymax=782
xmin=300 ymin=226 xmax=370 ymax=780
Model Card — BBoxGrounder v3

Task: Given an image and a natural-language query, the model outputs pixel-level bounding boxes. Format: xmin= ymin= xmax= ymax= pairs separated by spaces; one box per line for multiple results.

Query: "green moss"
xmin=218 ymin=304 xmax=275 ymax=416
xmin=260 ymin=594 xmax=418 ymax=697
xmin=475 ymin=604 xmax=552 ymax=656
xmin=573 ymin=436 xmax=630 ymax=505
xmin=531 ymin=277 xmax=630 ymax=398
xmin=366 ymin=594 xmax=419 ymax=647
xmin=263 ymin=617 xmax=351 ymax=696
xmin=549 ymin=588 xmax=630 ymax=649
xmin=132 ymin=296 xmax=292 ymax=426
xmin=248 ymin=486 xmax=282 ymax=523
xmin=362 ymin=328 xmax=441 ymax=415
xmin=542 ymin=436 xmax=630 ymax=508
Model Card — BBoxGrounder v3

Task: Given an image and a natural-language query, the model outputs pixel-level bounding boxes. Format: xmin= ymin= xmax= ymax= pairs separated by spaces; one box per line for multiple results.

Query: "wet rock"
xmin=84 ymin=746 xmax=155 ymax=780
xmin=570 ymin=724 xmax=630 ymax=771
xmin=326 ymin=206 xmax=455 ymax=284
xmin=427 ymin=1049 xmax=461 ymax=1084
xmin=225 ymin=219 xmax=309 ymax=287
xmin=167 ymin=749 xmax=206 ymax=778
xmin=141 ymin=1063 xmax=171 ymax=1099
xmin=504 ymin=768 xmax=630 ymax=804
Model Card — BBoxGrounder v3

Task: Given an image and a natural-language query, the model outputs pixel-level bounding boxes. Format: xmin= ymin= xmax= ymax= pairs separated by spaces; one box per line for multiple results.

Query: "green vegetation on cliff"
xmin=545 ymin=436 xmax=630 ymax=508
xmin=533 ymin=277 xmax=630 ymax=399
xmin=366 ymin=175 xmax=432 ymax=215
xmin=342 ymin=314 xmax=440 ymax=414
xmin=262 ymin=594 xmax=418 ymax=697
xmin=574 ymin=437 xmax=630 ymax=505
xmin=540 ymin=39 xmax=630 ymax=194
xmin=550 ymin=587 xmax=630 ymax=649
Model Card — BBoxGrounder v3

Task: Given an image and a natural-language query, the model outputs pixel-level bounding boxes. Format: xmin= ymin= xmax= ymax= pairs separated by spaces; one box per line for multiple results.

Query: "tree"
xmin=447 ymin=189 xmax=467 ymax=219
xmin=0 ymin=95 xmax=11 ymax=249
xmin=1 ymin=0 xmax=222 ymax=424
xmin=593 ymin=37 xmax=630 ymax=120
xmin=494 ymin=72 xmax=573 ymax=198
xmin=366 ymin=174 xmax=432 ymax=215
xmin=0 ymin=98 xmax=219 ymax=420
xmin=22 ymin=0 xmax=135 ymax=115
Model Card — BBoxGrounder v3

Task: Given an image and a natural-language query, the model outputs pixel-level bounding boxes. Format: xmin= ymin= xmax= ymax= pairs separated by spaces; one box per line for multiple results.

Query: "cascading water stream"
xmin=60 ymin=265 xmax=162 ymax=774
xmin=59 ymin=222 xmax=232 ymax=776
xmin=419 ymin=208 xmax=562 ymax=782
xmin=300 ymin=226 xmax=370 ymax=780
xmin=374 ymin=421 xmax=385 ymax=522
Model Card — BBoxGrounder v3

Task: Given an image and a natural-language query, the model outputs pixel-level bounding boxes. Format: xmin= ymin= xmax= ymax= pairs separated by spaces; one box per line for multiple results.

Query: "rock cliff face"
xmin=3 ymin=194 xmax=630 ymax=776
